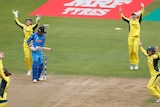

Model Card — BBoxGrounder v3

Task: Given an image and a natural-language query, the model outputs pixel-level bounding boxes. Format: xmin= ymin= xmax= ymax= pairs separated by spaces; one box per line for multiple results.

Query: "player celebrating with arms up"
xmin=27 ymin=26 xmax=46 ymax=83
xmin=0 ymin=52 xmax=12 ymax=107
xmin=12 ymin=9 xmax=41 ymax=75
xmin=119 ymin=3 xmax=144 ymax=70
xmin=139 ymin=42 xmax=160 ymax=103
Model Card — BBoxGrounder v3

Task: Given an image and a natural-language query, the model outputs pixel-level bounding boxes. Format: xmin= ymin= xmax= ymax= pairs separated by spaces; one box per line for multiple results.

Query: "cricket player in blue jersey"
xmin=27 ymin=26 xmax=46 ymax=83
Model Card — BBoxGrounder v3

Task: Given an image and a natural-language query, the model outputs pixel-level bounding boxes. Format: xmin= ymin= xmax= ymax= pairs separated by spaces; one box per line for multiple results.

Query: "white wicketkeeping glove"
xmin=30 ymin=45 xmax=37 ymax=51
xmin=12 ymin=9 xmax=18 ymax=18
xmin=36 ymin=14 xmax=41 ymax=23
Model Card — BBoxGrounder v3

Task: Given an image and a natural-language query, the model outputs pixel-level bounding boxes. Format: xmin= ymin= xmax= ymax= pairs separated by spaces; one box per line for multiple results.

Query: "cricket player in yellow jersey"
xmin=12 ymin=10 xmax=41 ymax=75
xmin=119 ymin=3 xmax=144 ymax=70
xmin=139 ymin=42 xmax=160 ymax=103
xmin=0 ymin=52 xmax=11 ymax=107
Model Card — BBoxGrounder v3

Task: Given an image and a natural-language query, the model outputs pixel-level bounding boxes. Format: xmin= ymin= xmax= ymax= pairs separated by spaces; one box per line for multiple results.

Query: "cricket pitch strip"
xmin=7 ymin=74 xmax=157 ymax=107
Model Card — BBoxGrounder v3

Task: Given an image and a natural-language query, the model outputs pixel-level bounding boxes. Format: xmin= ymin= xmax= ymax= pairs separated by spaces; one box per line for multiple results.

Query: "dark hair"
xmin=25 ymin=18 xmax=32 ymax=22
xmin=3 ymin=68 xmax=11 ymax=76
xmin=25 ymin=18 xmax=33 ymax=25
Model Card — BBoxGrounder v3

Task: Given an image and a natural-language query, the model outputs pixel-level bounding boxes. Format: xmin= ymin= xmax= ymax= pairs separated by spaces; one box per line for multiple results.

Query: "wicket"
xmin=40 ymin=55 xmax=47 ymax=80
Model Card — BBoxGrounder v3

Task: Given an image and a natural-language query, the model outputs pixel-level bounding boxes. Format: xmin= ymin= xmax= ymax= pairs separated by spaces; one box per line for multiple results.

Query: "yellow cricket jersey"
xmin=0 ymin=60 xmax=10 ymax=101
xmin=140 ymin=47 xmax=160 ymax=76
xmin=120 ymin=9 xmax=144 ymax=37
xmin=15 ymin=18 xmax=39 ymax=47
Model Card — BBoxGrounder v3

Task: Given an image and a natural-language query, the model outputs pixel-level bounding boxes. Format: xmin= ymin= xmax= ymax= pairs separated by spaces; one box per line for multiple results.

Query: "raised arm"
xmin=12 ymin=9 xmax=25 ymax=29
xmin=139 ymin=41 xmax=148 ymax=56
xmin=119 ymin=6 xmax=129 ymax=23
xmin=32 ymin=14 xmax=41 ymax=32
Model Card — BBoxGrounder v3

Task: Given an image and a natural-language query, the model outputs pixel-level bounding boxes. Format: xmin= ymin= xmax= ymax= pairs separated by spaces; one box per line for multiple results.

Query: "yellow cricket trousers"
xmin=128 ymin=36 xmax=140 ymax=65
xmin=147 ymin=74 xmax=160 ymax=98
xmin=23 ymin=46 xmax=32 ymax=71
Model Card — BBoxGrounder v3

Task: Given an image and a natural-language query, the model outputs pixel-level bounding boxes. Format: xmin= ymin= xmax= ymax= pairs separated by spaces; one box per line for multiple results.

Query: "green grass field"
xmin=0 ymin=0 xmax=160 ymax=78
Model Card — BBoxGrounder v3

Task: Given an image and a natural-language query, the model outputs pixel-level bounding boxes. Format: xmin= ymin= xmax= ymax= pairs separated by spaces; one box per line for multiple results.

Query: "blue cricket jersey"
xmin=27 ymin=32 xmax=46 ymax=47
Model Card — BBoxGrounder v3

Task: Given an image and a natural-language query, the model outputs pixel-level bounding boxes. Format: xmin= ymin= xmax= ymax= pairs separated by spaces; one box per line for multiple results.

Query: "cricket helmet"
xmin=38 ymin=26 xmax=46 ymax=33
xmin=147 ymin=46 xmax=155 ymax=54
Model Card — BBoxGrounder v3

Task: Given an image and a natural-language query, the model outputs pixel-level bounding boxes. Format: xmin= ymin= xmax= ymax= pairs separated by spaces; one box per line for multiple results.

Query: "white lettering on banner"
xmin=62 ymin=0 xmax=132 ymax=16
xmin=64 ymin=0 xmax=132 ymax=8
xmin=62 ymin=7 xmax=110 ymax=16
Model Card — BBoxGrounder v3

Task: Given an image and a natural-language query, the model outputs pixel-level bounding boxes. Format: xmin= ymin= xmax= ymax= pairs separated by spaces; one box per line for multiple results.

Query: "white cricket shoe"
xmin=134 ymin=65 xmax=139 ymax=70
xmin=38 ymin=76 xmax=44 ymax=81
xmin=33 ymin=79 xmax=37 ymax=83
xmin=27 ymin=70 xmax=32 ymax=76
xmin=39 ymin=75 xmax=47 ymax=81
xmin=155 ymin=98 xmax=160 ymax=103
xmin=130 ymin=64 xmax=134 ymax=70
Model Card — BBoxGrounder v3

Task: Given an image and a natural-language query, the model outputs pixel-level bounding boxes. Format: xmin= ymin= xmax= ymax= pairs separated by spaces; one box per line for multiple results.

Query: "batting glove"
xmin=30 ymin=45 xmax=37 ymax=51
xmin=36 ymin=46 xmax=43 ymax=51
xmin=36 ymin=14 xmax=41 ymax=23
xmin=12 ymin=9 xmax=18 ymax=18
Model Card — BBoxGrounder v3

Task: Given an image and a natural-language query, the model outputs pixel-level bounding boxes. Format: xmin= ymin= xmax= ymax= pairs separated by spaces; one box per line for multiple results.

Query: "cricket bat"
xmin=42 ymin=47 xmax=52 ymax=52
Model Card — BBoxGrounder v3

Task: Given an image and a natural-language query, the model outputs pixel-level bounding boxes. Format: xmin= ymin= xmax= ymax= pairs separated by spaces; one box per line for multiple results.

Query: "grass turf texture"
xmin=0 ymin=0 xmax=160 ymax=78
